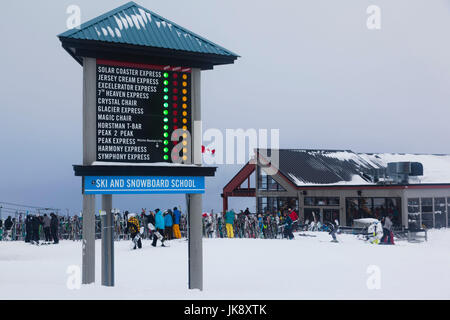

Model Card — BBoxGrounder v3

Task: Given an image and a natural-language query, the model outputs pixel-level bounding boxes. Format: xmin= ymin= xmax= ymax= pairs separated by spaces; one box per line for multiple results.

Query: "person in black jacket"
xmin=25 ymin=214 xmax=33 ymax=243
xmin=50 ymin=213 xmax=59 ymax=244
xmin=31 ymin=215 xmax=42 ymax=245
xmin=283 ymin=212 xmax=294 ymax=240
xmin=4 ymin=216 xmax=13 ymax=241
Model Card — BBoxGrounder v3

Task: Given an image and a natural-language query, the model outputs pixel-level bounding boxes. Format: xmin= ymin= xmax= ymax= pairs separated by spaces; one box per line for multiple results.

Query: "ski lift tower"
xmin=58 ymin=2 xmax=238 ymax=289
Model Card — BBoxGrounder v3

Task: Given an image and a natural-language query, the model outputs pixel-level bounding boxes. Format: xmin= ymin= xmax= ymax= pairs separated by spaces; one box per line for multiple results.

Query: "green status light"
xmin=164 ymin=140 xmax=169 ymax=145
xmin=163 ymin=118 xmax=168 ymax=123
xmin=164 ymin=125 xmax=169 ymax=130
xmin=163 ymin=132 xmax=169 ymax=138
xmin=164 ymin=88 xmax=169 ymax=93
xmin=163 ymin=110 xmax=168 ymax=115
xmin=164 ymin=147 xmax=169 ymax=153
xmin=164 ymin=73 xmax=169 ymax=78
xmin=164 ymin=80 xmax=169 ymax=85
xmin=164 ymin=103 xmax=168 ymax=108
xmin=164 ymin=155 xmax=169 ymax=160
xmin=164 ymin=95 xmax=169 ymax=100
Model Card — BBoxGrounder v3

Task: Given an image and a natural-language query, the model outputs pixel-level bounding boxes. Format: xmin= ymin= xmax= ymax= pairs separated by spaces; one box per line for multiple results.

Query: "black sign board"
xmin=96 ymin=59 xmax=192 ymax=163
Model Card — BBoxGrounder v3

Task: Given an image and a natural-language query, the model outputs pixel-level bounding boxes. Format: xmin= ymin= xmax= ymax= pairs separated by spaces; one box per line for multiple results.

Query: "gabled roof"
xmin=257 ymin=149 xmax=450 ymax=187
xmin=58 ymin=2 xmax=239 ymax=68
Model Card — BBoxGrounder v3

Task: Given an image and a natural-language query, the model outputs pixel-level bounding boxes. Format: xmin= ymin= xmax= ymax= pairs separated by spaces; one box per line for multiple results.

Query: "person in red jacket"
xmin=288 ymin=208 xmax=298 ymax=222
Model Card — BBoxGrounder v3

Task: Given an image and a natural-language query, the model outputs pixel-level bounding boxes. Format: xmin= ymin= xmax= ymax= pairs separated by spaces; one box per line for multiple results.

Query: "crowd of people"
xmin=0 ymin=206 xmax=395 ymax=246
xmin=0 ymin=213 xmax=60 ymax=244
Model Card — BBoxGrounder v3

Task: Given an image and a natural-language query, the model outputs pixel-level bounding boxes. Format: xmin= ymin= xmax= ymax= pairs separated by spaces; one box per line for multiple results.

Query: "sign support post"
xmin=101 ymin=194 xmax=114 ymax=287
xmin=82 ymin=57 xmax=97 ymax=285
xmin=82 ymin=194 xmax=95 ymax=284
xmin=188 ymin=193 xmax=203 ymax=290
xmin=188 ymin=68 xmax=203 ymax=290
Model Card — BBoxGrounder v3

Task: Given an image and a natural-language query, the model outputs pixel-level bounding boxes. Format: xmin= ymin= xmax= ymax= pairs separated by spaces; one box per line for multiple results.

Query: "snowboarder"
xmin=127 ymin=213 xmax=142 ymax=250
xmin=151 ymin=209 xmax=166 ymax=247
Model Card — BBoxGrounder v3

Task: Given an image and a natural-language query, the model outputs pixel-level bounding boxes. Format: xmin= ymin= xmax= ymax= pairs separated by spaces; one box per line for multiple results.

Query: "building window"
xmin=434 ymin=198 xmax=446 ymax=229
xmin=304 ymin=197 xmax=340 ymax=206
xmin=258 ymin=168 xmax=285 ymax=191
xmin=258 ymin=197 xmax=298 ymax=214
xmin=421 ymin=198 xmax=433 ymax=229
xmin=407 ymin=198 xmax=420 ymax=230
xmin=346 ymin=197 xmax=401 ymax=227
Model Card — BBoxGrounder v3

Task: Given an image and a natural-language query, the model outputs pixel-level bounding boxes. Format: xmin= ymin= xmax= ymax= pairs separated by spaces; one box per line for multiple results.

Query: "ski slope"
xmin=1 ymin=230 xmax=449 ymax=300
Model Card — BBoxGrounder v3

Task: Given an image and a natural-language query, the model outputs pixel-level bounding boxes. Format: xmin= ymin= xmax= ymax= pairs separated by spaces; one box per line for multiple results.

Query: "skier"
xmin=288 ymin=208 xmax=299 ymax=232
xmin=381 ymin=215 xmax=394 ymax=245
xmin=367 ymin=219 xmax=384 ymax=244
xmin=42 ymin=214 xmax=51 ymax=243
xmin=225 ymin=209 xmax=235 ymax=238
xmin=205 ymin=214 xmax=214 ymax=238
xmin=172 ymin=207 xmax=182 ymax=239
xmin=151 ymin=209 xmax=166 ymax=247
xmin=283 ymin=212 xmax=294 ymax=240
xmin=325 ymin=219 xmax=339 ymax=242
xmin=127 ymin=213 xmax=142 ymax=250
xmin=50 ymin=213 xmax=59 ymax=244
xmin=4 ymin=216 xmax=13 ymax=241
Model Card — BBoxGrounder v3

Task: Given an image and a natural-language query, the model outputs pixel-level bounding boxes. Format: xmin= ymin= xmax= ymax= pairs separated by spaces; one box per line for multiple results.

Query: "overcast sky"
xmin=1 ymin=0 xmax=449 ymax=215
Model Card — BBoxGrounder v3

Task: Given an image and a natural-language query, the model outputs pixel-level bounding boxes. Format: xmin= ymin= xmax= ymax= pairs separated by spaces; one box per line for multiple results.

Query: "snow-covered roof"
xmin=259 ymin=149 xmax=450 ymax=187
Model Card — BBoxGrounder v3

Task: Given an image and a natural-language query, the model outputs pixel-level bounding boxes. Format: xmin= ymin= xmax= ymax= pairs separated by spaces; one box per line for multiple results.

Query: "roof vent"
xmin=386 ymin=162 xmax=423 ymax=184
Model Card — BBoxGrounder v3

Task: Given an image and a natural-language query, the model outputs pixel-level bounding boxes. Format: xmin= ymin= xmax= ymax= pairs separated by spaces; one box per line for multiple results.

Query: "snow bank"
xmin=1 ymin=230 xmax=449 ymax=299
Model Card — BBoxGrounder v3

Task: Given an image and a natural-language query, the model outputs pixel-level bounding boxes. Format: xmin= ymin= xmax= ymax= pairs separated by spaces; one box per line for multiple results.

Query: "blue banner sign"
xmin=84 ymin=176 xmax=205 ymax=194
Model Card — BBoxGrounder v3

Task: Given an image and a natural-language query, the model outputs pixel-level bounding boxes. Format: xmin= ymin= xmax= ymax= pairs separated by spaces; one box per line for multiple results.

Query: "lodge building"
xmin=222 ymin=149 xmax=450 ymax=229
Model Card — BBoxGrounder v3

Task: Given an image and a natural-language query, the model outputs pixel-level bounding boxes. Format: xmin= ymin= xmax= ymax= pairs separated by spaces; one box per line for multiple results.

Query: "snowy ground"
xmin=1 ymin=229 xmax=449 ymax=300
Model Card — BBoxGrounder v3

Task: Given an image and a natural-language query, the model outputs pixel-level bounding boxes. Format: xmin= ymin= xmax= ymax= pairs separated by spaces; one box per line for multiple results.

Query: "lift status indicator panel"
xmin=96 ymin=59 xmax=192 ymax=163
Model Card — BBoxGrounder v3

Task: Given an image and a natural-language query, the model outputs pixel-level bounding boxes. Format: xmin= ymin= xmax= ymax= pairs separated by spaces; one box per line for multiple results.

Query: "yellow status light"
xmin=182 ymin=89 xmax=187 ymax=94
xmin=183 ymin=155 xmax=188 ymax=161
xmin=182 ymin=74 xmax=187 ymax=80
xmin=183 ymin=148 xmax=188 ymax=153
xmin=182 ymin=104 xmax=187 ymax=109
xmin=182 ymin=126 xmax=187 ymax=130
xmin=182 ymin=141 xmax=188 ymax=146
xmin=182 ymin=82 xmax=187 ymax=87
xmin=182 ymin=118 xmax=187 ymax=124
xmin=182 ymin=111 xmax=187 ymax=116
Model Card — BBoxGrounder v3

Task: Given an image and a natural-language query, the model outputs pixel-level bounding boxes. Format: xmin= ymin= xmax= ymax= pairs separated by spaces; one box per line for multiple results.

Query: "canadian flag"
xmin=201 ymin=145 xmax=215 ymax=155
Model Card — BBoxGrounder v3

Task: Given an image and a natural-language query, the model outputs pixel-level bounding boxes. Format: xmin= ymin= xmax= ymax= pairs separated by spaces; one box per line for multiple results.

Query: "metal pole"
xmin=82 ymin=194 xmax=95 ymax=284
xmin=188 ymin=193 xmax=203 ymax=290
xmin=188 ymin=68 xmax=203 ymax=290
xmin=81 ymin=57 xmax=97 ymax=284
xmin=101 ymin=194 xmax=114 ymax=286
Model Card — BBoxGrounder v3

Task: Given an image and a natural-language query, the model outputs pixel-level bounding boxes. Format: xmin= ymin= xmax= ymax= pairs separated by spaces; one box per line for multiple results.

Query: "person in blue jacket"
xmin=173 ymin=207 xmax=182 ymax=239
xmin=164 ymin=210 xmax=174 ymax=240
xmin=152 ymin=208 xmax=166 ymax=247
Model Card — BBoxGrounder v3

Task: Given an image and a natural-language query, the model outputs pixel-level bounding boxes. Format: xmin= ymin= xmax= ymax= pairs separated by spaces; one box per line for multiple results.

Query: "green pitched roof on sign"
xmin=58 ymin=2 xmax=239 ymax=69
